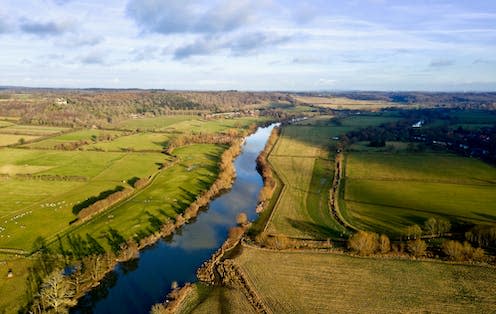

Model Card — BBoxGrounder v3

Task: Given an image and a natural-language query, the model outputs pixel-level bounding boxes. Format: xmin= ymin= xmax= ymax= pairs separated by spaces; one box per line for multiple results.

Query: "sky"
xmin=0 ymin=0 xmax=495 ymax=91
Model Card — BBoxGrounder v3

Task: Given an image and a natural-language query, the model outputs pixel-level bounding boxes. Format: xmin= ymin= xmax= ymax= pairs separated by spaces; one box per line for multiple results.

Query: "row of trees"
xmin=403 ymin=217 xmax=451 ymax=239
xmin=256 ymin=127 xmax=280 ymax=203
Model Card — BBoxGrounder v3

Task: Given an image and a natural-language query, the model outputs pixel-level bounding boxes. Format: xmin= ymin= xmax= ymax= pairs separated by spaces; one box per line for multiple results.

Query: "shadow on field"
xmin=473 ymin=212 xmax=496 ymax=223
xmin=286 ymin=218 xmax=342 ymax=239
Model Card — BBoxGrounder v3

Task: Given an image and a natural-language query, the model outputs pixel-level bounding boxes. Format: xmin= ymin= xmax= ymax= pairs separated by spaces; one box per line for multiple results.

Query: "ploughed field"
xmin=235 ymin=246 xmax=496 ymax=313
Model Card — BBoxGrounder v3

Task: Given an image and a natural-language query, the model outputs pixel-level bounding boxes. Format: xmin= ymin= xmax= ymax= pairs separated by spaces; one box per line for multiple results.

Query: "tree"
xmin=404 ymin=224 xmax=422 ymax=239
xmin=348 ymin=231 xmax=378 ymax=256
xmin=436 ymin=219 xmax=451 ymax=235
xmin=423 ymin=217 xmax=437 ymax=236
xmin=40 ymin=271 xmax=76 ymax=313
xmin=379 ymin=234 xmax=390 ymax=254
xmin=407 ymin=239 xmax=427 ymax=257
xmin=236 ymin=212 xmax=248 ymax=226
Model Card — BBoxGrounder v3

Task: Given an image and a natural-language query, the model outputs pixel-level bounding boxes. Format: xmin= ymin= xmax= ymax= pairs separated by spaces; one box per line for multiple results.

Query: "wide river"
xmin=74 ymin=123 xmax=278 ymax=314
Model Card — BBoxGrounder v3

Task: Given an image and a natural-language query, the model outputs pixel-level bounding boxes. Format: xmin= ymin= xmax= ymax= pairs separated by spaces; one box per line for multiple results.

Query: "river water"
xmin=74 ymin=123 xmax=277 ymax=314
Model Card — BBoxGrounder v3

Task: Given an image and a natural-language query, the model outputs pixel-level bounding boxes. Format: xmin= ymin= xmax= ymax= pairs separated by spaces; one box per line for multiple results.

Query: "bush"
xmin=442 ymin=240 xmax=464 ymax=261
xmin=379 ymin=234 xmax=390 ymax=254
xmin=348 ymin=231 xmax=378 ymax=256
xmin=407 ymin=239 xmax=427 ymax=257
xmin=236 ymin=212 xmax=248 ymax=226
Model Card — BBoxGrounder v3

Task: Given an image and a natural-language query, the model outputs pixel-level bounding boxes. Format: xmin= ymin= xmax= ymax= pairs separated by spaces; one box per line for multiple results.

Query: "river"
xmin=73 ymin=123 xmax=278 ymax=314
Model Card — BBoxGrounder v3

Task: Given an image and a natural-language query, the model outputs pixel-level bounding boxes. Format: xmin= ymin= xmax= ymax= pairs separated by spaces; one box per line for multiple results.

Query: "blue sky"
xmin=0 ymin=0 xmax=495 ymax=91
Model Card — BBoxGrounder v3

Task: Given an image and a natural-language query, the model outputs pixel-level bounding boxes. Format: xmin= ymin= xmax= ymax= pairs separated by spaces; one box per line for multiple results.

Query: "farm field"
xmin=180 ymin=286 xmax=256 ymax=314
xmin=265 ymin=114 xmax=400 ymax=239
xmin=342 ymin=152 xmax=496 ymax=235
xmin=64 ymin=144 xmax=224 ymax=247
xmin=0 ymin=149 xmax=166 ymax=250
xmin=0 ymin=125 xmax=68 ymax=135
xmin=0 ymin=134 xmax=40 ymax=146
xmin=116 ymin=115 xmax=264 ymax=133
xmin=24 ymin=129 xmax=124 ymax=149
xmin=235 ymin=246 xmax=496 ymax=313
xmin=0 ymin=255 xmax=33 ymax=313
xmin=84 ymin=132 xmax=169 ymax=151
xmin=293 ymin=95 xmax=399 ymax=110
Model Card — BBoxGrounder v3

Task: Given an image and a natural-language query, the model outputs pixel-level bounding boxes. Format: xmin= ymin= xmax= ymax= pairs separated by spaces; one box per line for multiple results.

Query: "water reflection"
xmin=73 ymin=123 xmax=277 ymax=314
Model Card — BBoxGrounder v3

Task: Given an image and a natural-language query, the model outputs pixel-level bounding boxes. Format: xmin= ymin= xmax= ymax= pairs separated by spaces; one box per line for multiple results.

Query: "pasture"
xmin=0 ymin=134 xmax=39 ymax=146
xmin=85 ymin=132 xmax=169 ymax=151
xmin=265 ymin=114 xmax=402 ymax=239
xmin=343 ymin=152 xmax=496 ymax=235
xmin=0 ymin=149 xmax=165 ymax=250
xmin=235 ymin=246 xmax=496 ymax=313
xmin=116 ymin=115 xmax=264 ymax=134
xmin=25 ymin=129 xmax=123 ymax=149
xmin=63 ymin=144 xmax=223 ymax=247
xmin=0 ymin=125 xmax=68 ymax=136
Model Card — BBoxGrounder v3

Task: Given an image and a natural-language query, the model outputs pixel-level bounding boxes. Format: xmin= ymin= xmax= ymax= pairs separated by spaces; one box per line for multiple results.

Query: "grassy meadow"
xmin=64 ymin=144 xmax=224 ymax=248
xmin=343 ymin=152 xmax=496 ymax=235
xmin=235 ymin=246 xmax=496 ymax=313
xmin=265 ymin=114 xmax=401 ymax=239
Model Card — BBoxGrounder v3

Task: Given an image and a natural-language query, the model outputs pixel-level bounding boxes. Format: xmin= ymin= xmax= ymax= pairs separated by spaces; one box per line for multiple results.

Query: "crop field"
xmin=182 ymin=286 xmax=256 ymax=314
xmin=0 ymin=149 xmax=166 ymax=250
xmin=235 ymin=246 xmax=496 ymax=313
xmin=293 ymin=95 xmax=399 ymax=110
xmin=64 ymin=144 xmax=223 ymax=246
xmin=84 ymin=132 xmax=169 ymax=151
xmin=343 ymin=152 xmax=496 ymax=235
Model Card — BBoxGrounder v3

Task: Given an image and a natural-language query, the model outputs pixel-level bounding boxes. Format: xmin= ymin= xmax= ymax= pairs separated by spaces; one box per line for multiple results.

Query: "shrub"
xmin=348 ymin=231 xmax=378 ymax=256
xmin=407 ymin=239 xmax=427 ymax=257
xmin=379 ymin=234 xmax=390 ymax=254
xmin=236 ymin=212 xmax=249 ymax=226
xmin=442 ymin=240 xmax=464 ymax=261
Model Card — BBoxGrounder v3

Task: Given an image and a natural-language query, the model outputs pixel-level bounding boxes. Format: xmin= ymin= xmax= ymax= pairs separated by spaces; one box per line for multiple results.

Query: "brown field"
xmin=235 ymin=246 xmax=496 ymax=313
xmin=186 ymin=287 xmax=256 ymax=314
xmin=294 ymin=95 xmax=398 ymax=110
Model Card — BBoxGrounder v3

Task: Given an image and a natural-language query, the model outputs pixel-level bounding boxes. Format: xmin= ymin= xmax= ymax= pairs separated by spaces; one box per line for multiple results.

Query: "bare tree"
xmin=40 ymin=271 xmax=76 ymax=313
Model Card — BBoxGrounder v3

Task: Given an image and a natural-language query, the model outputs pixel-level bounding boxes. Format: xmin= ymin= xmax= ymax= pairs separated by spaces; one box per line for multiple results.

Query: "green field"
xmin=0 ymin=125 xmax=68 ymax=136
xmin=0 ymin=134 xmax=40 ymax=146
xmin=64 ymin=144 xmax=223 ymax=246
xmin=116 ymin=115 xmax=264 ymax=133
xmin=116 ymin=115 xmax=197 ymax=130
xmin=84 ymin=132 xmax=169 ymax=151
xmin=0 ymin=149 xmax=166 ymax=250
xmin=265 ymin=115 xmax=400 ymax=239
xmin=235 ymin=246 xmax=496 ymax=313
xmin=25 ymin=129 xmax=124 ymax=149
xmin=343 ymin=152 xmax=496 ymax=235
